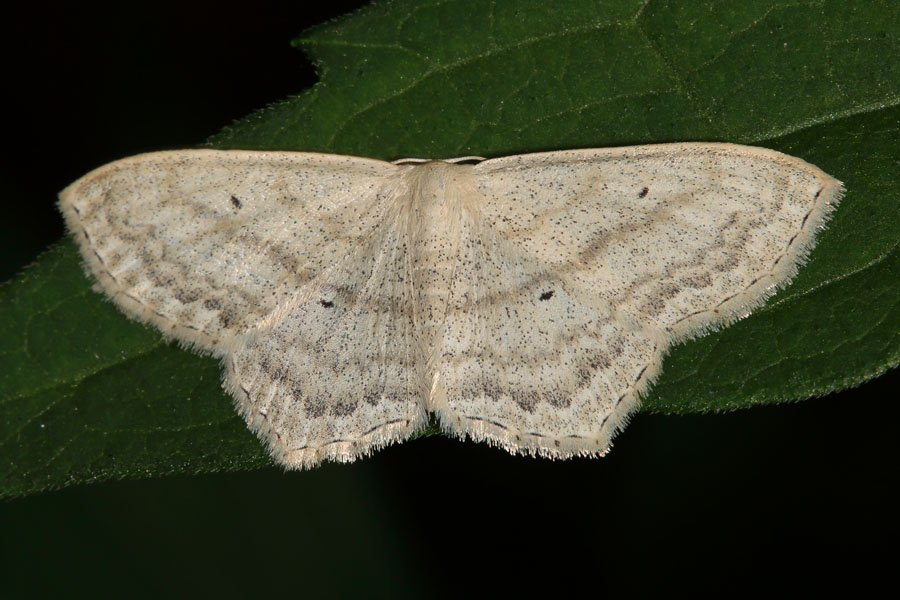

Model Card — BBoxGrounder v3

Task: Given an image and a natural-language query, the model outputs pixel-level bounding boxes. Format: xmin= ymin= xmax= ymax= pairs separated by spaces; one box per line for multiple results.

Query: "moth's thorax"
xmin=398 ymin=160 xmax=480 ymax=257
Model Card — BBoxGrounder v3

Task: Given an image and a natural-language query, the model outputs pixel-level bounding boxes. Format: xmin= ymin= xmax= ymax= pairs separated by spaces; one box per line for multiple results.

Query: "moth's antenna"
xmin=392 ymin=156 xmax=487 ymax=165
xmin=445 ymin=156 xmax=486 ymax=163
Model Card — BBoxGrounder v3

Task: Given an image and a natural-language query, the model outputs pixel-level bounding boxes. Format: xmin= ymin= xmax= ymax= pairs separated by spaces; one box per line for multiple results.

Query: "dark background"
xmin=2 ymin=2 xmax=897 ymax=597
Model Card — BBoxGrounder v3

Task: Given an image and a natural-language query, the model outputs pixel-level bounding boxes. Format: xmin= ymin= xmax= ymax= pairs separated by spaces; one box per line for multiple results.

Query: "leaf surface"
xmin=2 ymin=0 xmax=897 ymax=497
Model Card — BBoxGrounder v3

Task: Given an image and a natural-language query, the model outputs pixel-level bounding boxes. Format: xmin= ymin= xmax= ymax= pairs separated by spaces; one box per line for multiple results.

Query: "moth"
xmin=59 ymin=143 xmax=842 ymax=467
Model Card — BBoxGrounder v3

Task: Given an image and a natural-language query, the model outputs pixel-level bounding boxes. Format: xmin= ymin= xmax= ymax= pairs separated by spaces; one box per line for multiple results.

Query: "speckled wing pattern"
xmin=434 ymin=144 xmax=842 ymax=457
xmin=59 ymin=150 xmax=428 ymax=466
xmin=59 ymin=143 xmax=842 ymax=467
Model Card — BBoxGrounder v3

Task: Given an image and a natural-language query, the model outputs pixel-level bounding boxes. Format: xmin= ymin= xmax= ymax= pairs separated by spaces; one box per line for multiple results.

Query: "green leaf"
xmin=2 ymin=0 xmax=898 ymax=498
